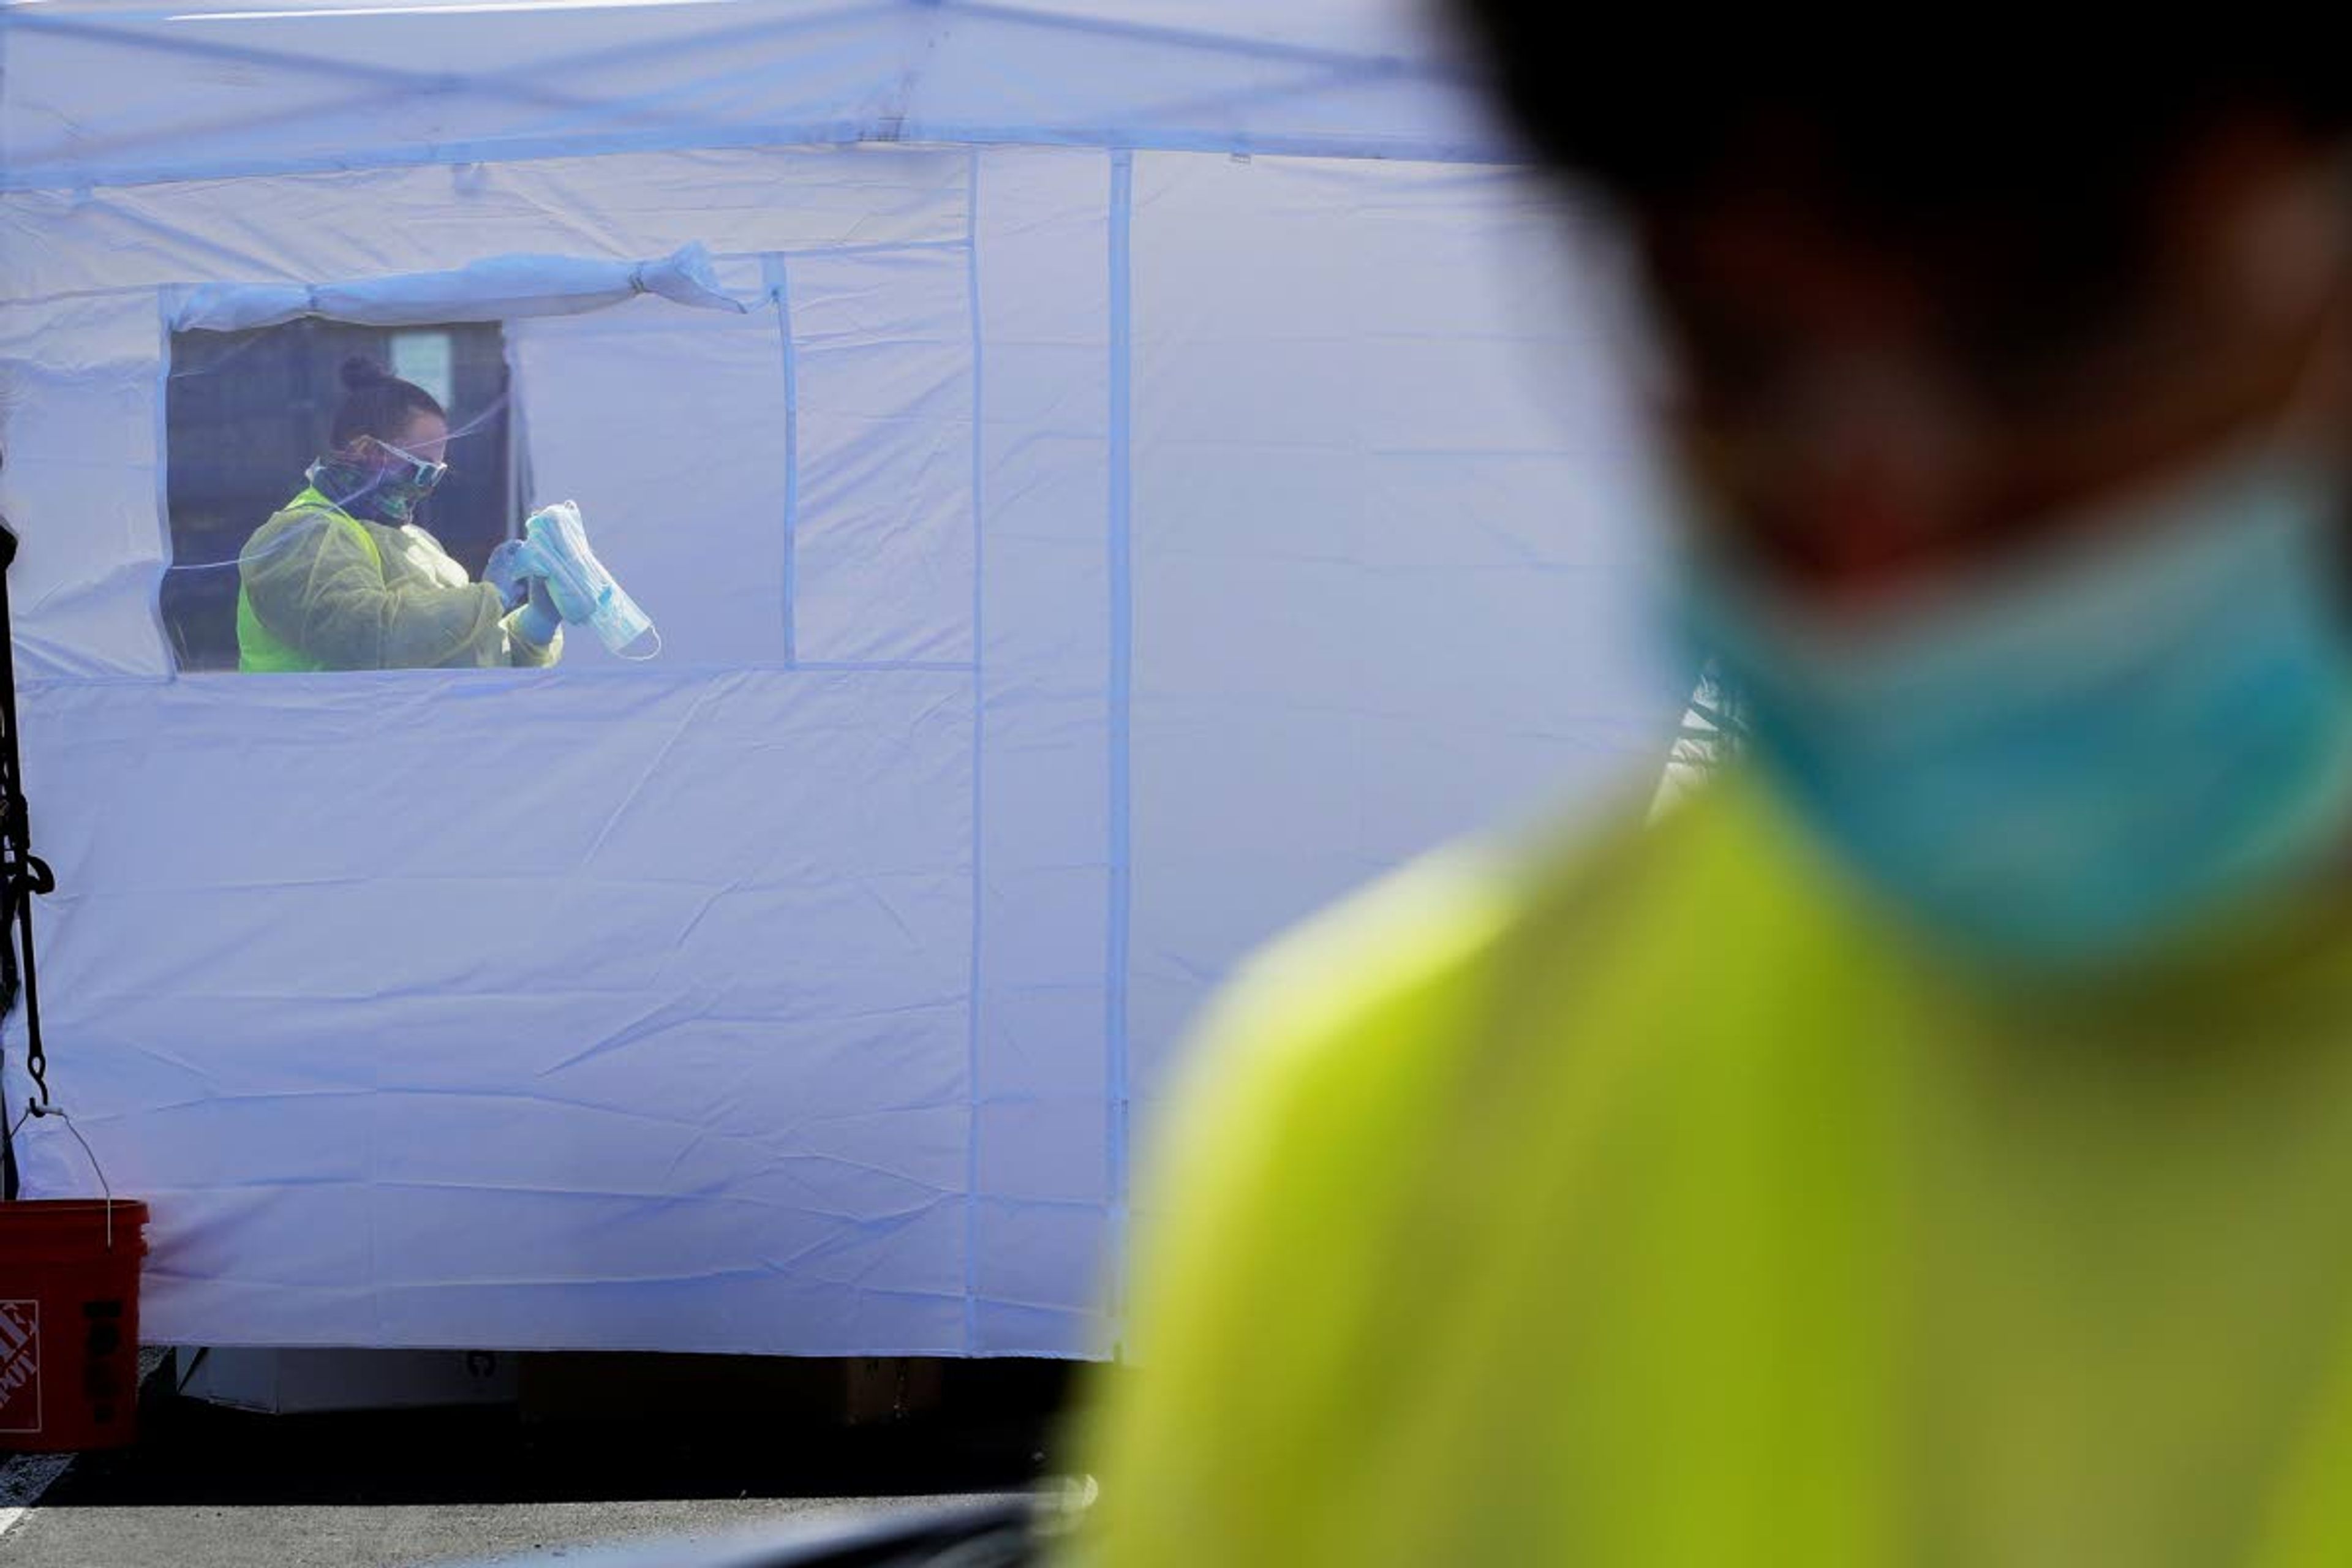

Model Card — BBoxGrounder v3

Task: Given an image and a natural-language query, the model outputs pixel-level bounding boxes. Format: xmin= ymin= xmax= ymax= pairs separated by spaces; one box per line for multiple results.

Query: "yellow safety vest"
xmin=235 ymin=487 xmax=384 ymax=674
xmin=1076 ymin=777 xmax=2352 ymax=1566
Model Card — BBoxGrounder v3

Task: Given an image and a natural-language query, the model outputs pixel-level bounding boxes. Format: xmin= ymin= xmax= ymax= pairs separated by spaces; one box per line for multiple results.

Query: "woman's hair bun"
xmin=339 ymin=355 xmax=391 ymax=391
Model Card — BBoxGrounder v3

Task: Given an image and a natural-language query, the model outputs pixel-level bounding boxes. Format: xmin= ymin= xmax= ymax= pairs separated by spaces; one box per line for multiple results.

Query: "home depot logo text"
xmin=0 ymin=1300 xmax=40 ymax=1434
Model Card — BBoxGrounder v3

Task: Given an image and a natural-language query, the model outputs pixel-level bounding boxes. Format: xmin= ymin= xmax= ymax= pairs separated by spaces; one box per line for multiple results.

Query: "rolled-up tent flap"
xmin=168 ymin=242 xmax=748 ymax=333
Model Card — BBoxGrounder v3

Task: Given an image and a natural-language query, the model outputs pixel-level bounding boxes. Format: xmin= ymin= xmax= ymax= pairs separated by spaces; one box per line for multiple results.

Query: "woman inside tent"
xmin=236 ymin=356 xmax=567 ymax=673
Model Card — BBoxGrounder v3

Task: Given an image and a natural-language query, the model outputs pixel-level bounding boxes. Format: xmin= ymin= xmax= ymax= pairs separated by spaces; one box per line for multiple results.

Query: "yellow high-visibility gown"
xmin=238 ymin=486 xmax=560 ymax=672
xmin=1074 ymin=776 xmax=2352 ymax=1567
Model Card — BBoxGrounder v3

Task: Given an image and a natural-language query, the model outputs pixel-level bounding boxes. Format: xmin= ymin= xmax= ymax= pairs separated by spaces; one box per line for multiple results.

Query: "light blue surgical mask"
xmin=1683 ymin=447 xmax=2352 ymax=973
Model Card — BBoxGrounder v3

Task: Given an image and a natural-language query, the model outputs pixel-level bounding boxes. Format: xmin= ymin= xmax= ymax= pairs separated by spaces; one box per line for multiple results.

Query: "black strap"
xmin=0 ymin=519 xmax=16 ymax=1202
xmin=0 ymin=517 xmax=55 ymax=1202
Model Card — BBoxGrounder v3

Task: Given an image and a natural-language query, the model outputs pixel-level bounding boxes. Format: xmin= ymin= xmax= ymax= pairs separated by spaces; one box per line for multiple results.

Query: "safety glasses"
xmin=366 ymin=436 xmax=450 ymax=491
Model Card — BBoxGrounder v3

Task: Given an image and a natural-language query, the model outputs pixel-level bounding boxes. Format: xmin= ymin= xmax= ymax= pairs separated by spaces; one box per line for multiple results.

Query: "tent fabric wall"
xmin=1125 ymin=154 xmax=1677 ymax=1133
xmin=0 ymin=3 xmax=1682 ymax=1357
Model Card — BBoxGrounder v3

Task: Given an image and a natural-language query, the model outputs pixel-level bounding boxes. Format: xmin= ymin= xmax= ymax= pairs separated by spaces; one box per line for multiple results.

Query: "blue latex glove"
xmin=542 ymin=568 xmax=599 ymax=627
xmin=483 ymin=539 xmax=533 ymax=612
xmin=503 ymin=528 xmax=601 ymax=625
xmin=513 ymin=576 xmax=563 ymax=650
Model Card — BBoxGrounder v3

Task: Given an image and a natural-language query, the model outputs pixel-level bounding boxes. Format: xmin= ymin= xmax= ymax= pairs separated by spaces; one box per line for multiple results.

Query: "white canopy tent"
xmin=0 ymin=0 xmax=1683 ymax=1358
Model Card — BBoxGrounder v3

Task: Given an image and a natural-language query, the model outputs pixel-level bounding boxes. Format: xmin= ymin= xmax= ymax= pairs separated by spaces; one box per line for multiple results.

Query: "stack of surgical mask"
xmin=515 ymin=501 xmax=660 ymax=660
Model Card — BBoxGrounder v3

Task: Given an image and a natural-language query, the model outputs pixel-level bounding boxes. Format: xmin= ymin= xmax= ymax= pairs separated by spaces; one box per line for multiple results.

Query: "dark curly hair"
xmin=1441 ymin=17 xmax=2352 ymax=374
xmin=328 ymin=355 xmax=444 ymax=453
xmin=1442 ymin=19 xmax=2352 ymax=221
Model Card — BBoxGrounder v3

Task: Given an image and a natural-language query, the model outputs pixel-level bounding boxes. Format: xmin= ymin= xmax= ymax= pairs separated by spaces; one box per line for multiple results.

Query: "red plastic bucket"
xmin=0 ymin=1199 xmax=148 ymax=1452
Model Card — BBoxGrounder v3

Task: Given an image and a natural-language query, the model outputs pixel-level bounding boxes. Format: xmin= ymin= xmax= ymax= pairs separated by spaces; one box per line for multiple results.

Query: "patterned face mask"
xmin=306 ymin=437 xmax=448 ymax=526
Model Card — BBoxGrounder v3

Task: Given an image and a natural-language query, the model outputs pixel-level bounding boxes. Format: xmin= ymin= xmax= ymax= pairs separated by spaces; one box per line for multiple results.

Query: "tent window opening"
xmin=162 ymin=318 xmax=519 ymax=674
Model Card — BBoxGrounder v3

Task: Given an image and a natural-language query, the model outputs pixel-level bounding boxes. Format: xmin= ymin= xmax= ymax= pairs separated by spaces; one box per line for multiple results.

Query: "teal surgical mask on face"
xmin=1683 ymin=446 xmax=2352 ymax=974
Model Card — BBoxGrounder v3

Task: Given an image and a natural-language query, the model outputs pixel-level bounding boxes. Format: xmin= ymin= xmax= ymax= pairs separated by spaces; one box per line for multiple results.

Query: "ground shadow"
xmin=36 ymin=1357 xmax=1078 ymax=1510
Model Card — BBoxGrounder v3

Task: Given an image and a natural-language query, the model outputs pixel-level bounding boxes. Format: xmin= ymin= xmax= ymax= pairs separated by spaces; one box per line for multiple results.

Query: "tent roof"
xmin=0 ymin=0 xmax=1516 ymax=192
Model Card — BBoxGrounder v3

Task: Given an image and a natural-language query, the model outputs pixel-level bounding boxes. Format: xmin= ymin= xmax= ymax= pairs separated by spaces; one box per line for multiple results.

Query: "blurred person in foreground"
xmin=1072 ymin=35 xmax=2352 ymax=1568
